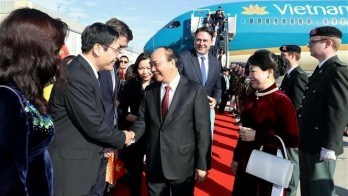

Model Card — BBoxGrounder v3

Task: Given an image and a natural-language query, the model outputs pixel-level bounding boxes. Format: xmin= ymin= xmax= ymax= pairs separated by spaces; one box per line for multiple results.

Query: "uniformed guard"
xmin=298 ymin=26 xmax=348 ymax=196
xmin=279 ymin=44 xmax=308 ymax=196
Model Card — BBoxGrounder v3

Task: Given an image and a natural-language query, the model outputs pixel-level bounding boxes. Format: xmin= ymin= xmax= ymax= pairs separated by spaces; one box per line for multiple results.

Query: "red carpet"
xmin=113 ymin=112 xmax=239 ymax=196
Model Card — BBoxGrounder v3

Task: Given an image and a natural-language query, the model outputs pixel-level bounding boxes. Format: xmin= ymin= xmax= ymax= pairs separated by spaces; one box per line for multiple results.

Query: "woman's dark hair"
xmin=132 ymin=52 xmax=151 ymax=79
xmin=0 ymin=8 xmax=68 ymax=114
xmin=246 ymin=49 xmax=288 ymax=79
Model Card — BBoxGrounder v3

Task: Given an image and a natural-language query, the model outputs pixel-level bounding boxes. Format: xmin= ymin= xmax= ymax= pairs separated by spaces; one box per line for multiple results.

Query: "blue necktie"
xmin=200 ymin=56 xmax=207 ymax=85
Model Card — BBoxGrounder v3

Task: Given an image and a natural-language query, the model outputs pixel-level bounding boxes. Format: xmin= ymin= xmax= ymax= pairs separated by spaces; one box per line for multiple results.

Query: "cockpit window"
xmin=166 ymin=21 xmax=181 ymax=28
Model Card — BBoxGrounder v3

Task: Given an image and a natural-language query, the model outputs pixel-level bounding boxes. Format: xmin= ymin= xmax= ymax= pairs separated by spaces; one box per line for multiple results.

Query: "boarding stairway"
xmin=191 ymin=9 xmax=237 ymax=67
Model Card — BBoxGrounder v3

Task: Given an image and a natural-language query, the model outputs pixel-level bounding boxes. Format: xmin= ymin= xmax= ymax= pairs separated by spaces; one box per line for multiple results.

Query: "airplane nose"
xmin=144 ymin=37 xmax=154 ymax=53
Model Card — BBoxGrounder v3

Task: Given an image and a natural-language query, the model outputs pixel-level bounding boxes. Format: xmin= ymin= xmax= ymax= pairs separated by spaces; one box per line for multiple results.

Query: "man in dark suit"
xmin=49 ymin=23 xmax=134 ymax=196
xmin=218 ymin=67 xmax=230 ymax=113
xmin=279 ymin=44 xmax=308 ymax=196
xmin=129 ymin=47 xmax=212 ymax=195
xmin=97 ymin=17 xmax=133 ymax=194
xmin=178 ymin=27 xmax=222 ymax=137
xmin=298 ymin=26 xmax=348 ymax=196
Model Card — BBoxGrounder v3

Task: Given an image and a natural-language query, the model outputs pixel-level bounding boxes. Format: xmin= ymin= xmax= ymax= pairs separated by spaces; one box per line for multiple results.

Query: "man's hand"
xmin=103 ymin=148 xmax=117 ymax=158
xmin=195 ymin=169 xmax=208 ymax=182
xmin=207 ymin=96 xmax=217 ymax=109
xmin=320 ymin=147 xmax=337 ymax=161
xmin=124 ymin=131 xmax=135 ymax=146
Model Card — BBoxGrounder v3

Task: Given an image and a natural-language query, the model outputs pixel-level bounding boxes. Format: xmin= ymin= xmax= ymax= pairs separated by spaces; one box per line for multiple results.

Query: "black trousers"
xmin=122 ymin=137 xmax=146 ymax=196
xmin=147 ymin=174 xmax=195 ymax=196
xmin=88 ymin=158 xmax=107 ymax=196
xmin=218 ymin=92 xmax=230 ymax=112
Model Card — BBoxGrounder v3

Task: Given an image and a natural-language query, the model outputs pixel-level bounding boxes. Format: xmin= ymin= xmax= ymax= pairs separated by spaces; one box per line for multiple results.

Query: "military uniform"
xmin=279 ymin=44 xmax=308 ymax=196
xmin=298 ymin=26 xmax=348 ymax=196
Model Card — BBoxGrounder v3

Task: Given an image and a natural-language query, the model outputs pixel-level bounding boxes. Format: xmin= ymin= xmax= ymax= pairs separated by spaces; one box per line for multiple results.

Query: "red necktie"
xmin=161 ymin=86 xmax=171 ymax=120
xmin=120 ymin=69 xmax=125 ymax=80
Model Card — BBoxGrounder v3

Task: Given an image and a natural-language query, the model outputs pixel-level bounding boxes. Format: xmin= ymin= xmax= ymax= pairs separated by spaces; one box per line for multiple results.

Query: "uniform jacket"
xmin=299 ymin=55 xmax=348 ymax=155
xmin=280 ymin=66 xmax=308 ymax=113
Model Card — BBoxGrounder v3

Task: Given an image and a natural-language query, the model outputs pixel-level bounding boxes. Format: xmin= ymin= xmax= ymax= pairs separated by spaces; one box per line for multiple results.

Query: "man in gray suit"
xmin=49 ymin=23 xmax=134 ymax=196
xmin=299 ymin=26 xmax=348 ymax=196
xmin=279 ymin=44 xmax=308 ymax=196
xmin=129 ymin=47 xmax=212 ymax=195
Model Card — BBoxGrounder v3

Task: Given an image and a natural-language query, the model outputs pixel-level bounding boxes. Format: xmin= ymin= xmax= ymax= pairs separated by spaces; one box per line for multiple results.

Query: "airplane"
xmin=143 ymin=0 xmax=348 ymax=72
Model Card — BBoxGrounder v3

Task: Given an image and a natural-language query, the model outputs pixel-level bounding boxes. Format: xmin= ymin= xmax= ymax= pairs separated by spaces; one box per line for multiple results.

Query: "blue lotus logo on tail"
xmin=242 ymin=4 xmax=269 ymax=15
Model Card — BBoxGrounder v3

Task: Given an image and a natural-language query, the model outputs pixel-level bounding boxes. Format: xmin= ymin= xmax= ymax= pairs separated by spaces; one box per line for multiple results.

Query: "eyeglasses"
xmin=308 ymin=39 xmax=327 ymax=46
xmin=119 ymin=60 xmax=128 ymax=63
xmin=104 ymin=45 xmax=127 ymax=53
xmin=104 ymin=45 xmax=119 ymax=54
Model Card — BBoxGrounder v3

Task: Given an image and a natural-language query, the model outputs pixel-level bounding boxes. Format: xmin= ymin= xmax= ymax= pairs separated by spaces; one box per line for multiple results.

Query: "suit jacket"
xmin=178 ymin=50 xmax=222 ymax=102
xmin=118 ymin=78 xmax=144 ymax=130
xmin=280 ymin=66 xmax=308 ymax=113
xmin=99 ymin=67 xmax=119 ymax=128
xmin=299 ymin=56 xmax=348 ymax=155
xmin=130 ymin=76 xmax=212 ymax=180
xmin=49 ymin=55 xmax=125 ymax=196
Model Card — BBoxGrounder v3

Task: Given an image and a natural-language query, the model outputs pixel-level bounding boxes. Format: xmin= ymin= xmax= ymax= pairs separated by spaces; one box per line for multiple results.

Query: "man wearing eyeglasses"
xmin=298 ymin=26 xmax=348 ymax=196
xmin=49 ymin=23 xmax=135 ymax=196
xmin=97 ymin=18 xmax=133 ymax=195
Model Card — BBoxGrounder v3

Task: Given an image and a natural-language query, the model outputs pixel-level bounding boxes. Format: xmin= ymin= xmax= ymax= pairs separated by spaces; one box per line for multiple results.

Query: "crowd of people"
xmin=0 ymin=6 xmax=347 ymax=196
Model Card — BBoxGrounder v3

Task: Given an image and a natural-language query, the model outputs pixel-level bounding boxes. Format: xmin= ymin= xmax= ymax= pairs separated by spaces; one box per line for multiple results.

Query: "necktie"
xmin=200 ymin=56 xmax=207 ymax=85
xmin=120 ymin=69 xmax=125 ymax=80
xmin=161 ymin=86 xmax=171 ymax=120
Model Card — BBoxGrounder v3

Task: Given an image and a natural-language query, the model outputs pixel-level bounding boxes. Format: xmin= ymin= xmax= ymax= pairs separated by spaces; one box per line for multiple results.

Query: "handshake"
xmin=123 ymin=130 xmax=135 ymax=146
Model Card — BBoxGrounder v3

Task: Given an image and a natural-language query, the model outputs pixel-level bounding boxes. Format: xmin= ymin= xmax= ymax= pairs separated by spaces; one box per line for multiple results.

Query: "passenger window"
xmin=332 ymin=18 xmax=337 ymax=25
xmin=257 ymin=18 xmax=262 ymax=24
xmin=265 ymin=18 xmax=270 ymax=25
xmin=323 ymin=18 xmax=329 ymax=25
xmin=298 ymin=18 xmax=303 ymax=25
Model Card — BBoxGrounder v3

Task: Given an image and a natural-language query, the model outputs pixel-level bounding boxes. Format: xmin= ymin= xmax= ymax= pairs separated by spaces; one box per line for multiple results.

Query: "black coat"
xmin=299 ymin=56 xmax=348 ymax=155
xmin=280 ymin=66 xmax=308 ymax=113
xmin=49 ymin=55 xmax=125 ymax=195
